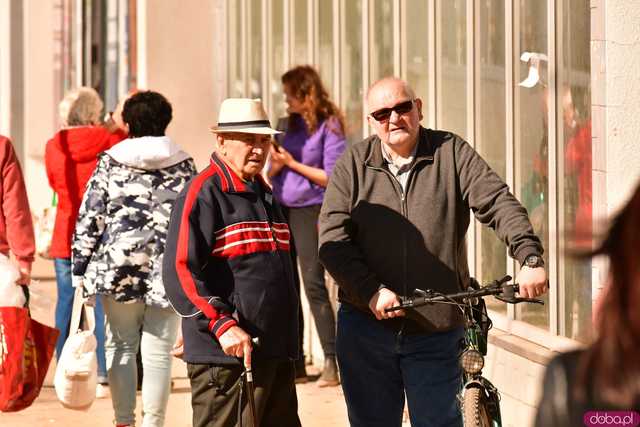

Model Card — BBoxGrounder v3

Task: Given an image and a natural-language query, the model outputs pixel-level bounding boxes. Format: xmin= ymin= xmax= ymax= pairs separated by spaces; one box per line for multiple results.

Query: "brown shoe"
xmin=317 ymin=357 xmax=340 ymax=387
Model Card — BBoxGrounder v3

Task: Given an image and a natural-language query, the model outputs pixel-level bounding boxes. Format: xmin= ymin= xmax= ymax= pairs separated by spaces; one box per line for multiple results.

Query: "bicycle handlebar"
xmin=384 ymin=275 xmax=544 ymax=313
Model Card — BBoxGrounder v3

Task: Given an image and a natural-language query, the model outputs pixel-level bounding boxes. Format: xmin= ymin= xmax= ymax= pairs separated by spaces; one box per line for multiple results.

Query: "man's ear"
xmin=415 ymin=98 xmax=424 ymax=121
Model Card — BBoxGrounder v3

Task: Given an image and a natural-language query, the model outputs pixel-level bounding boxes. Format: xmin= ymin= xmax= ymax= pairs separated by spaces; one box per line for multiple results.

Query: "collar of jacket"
xmin=210 ymin=152 xmax=272 ymax=194
xmin=364 ymin=126 xmax=434 ymax=169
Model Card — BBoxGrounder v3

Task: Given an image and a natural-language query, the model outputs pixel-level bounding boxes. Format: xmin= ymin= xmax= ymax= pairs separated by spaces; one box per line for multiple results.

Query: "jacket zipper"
xmin=367 ymin=159 xmax=427 ymax=343
xmin=258 ymin=194 xmax=297 ymax=358
xmin=366 ymin=165 xmax=415 ymax=297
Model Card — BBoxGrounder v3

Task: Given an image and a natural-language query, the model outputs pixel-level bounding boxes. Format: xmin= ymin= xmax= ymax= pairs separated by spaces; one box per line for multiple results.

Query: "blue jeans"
xmin=103 ymin=296 xmax=179 ymax=427
xmin=54 ymin=258 xmax=107 ymax=381
xmin=336 ymin=304 xmax=464 ymax=427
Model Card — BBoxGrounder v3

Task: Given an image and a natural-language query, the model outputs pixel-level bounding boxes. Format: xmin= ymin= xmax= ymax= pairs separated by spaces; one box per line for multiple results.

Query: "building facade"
xmin=2 ymin=0 xmax=640 ymax=425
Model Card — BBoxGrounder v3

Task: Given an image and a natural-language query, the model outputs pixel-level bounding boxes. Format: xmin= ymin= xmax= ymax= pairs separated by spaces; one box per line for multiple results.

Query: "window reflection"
xmin=560 ymin=0 xmax=591 ymax=342
xmin=515 ymin=0 xmax=549 ymax=330
xmin=270 ymin=0 xmax=286 ymax=121
xmin=475 ymin=0 xmax=507 ymax=313
xmin=341 ymin=0 xmax=363 ymax=144
xmin=370 ymin=0 xmax=394 ymax=83
xmin=292 ymin=0 xmax=309 ymax=65
xmin=249 ymin=0 xmax=263 ymax=99
xmin=403 ymin=0 xmax=429 ymax=120
xmin=437 ymin=0 xmax=467 ymax=138
xmin=318 ymin=0 xmax=334 ymax=96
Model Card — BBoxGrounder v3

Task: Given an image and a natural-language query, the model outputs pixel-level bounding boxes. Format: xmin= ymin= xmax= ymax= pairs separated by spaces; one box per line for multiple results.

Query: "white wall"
xmin=601 ymin=0 xmax=640 ymax=214
xmin=22 ymin=1 xmax=57 ymax=212
xmin=140 ymin=0 xmax=225 ymax=170
xmin=19 ymin=1 xmax=58 ymax=277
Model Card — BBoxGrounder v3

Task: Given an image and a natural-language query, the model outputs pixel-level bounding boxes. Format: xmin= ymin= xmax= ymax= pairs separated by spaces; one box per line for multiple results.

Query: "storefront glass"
xmin=476 ymin=0 xmax=507 ymax=313
xmin=515 ymin=0 xmax=550 ymax=330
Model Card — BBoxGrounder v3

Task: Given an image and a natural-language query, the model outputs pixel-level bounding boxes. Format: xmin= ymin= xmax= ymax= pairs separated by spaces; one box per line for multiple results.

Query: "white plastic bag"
xmin=54 ymin=286 xmax=97 ymax=410
xmin=0 ymin=253 xmax=25 ymax=307
xmin=34 ymin=194 xmax=57 ymax=259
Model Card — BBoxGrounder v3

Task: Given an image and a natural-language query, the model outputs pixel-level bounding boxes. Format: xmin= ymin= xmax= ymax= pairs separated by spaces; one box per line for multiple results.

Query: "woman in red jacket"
xmin=45 ymin=87 xmax=126 ymax=394
xmin=0 ymin=135 xmax=35 ymax=284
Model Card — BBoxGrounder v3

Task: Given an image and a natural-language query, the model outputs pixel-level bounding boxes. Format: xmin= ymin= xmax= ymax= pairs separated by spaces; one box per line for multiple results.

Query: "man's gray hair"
xmin=59 ymin=87 xmax=104 ymax=127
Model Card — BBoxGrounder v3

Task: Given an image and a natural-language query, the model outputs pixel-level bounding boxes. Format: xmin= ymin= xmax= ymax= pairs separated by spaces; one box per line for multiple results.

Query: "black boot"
xmin=317 ymin=356 xmax=340 ymax=387
xmin=295 ymin=358 xmax=309 ymax=384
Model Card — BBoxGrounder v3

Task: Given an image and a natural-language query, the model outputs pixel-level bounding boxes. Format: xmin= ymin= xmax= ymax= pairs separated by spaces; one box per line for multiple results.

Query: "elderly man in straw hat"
xmin=163 ymin=98 xmax=301 ymax=427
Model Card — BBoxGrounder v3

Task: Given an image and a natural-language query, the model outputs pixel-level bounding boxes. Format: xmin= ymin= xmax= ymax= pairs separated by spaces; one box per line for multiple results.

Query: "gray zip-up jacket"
xmin=318 ymin=127 xmax=543 ymax=332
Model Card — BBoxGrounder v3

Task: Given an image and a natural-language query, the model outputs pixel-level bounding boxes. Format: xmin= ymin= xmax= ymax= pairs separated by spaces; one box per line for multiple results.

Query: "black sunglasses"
xmin=369 ymin=100 xmax=415 ymax=122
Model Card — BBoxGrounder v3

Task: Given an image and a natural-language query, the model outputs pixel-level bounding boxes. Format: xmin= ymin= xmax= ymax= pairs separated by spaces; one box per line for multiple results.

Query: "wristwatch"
xmin=523 ymin=254 xmax=544 ymax=268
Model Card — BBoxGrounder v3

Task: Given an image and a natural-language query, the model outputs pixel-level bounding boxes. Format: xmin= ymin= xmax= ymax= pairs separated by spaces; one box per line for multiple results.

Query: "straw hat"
xmin=210 ymin=98 xmax=281 ymax=135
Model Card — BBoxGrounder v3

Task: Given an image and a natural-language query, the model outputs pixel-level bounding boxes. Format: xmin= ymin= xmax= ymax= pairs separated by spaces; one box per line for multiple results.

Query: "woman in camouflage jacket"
xmin=72 ymin=91 xmax=197 ymax=427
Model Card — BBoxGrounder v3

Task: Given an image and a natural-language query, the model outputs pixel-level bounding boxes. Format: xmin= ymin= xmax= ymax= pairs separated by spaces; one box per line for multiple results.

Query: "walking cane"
xmin=241 ymin=337 xmax=259 ymax=427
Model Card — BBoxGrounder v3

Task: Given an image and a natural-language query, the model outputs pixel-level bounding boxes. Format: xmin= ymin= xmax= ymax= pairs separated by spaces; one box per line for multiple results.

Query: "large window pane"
xmin=437 ymin=0 xmax=467 ymax=138
xmin=369 ymin=0 xmax=394 ymax=83
xmin=318 ymin=0 xmax=334 ymax=96
xmin=291 ymin=0 xmax=309 ymax=65
xmin=227 ymin=0 xmax=243 ymax=98
xmin=270 ymin=0 xmax=286 ymax=121
xmin=475 ymin=0 xmax=507 ymax=313
xmin=559 ymin=0 xmax=591 ymax=342
xmin=248 ymin=0 xmax=263 ymax=99
xmin=515 ymin=0 xmax=549 ymax=330
xmin=341 ymin=0 xmax=363 ymax=144
xmin=403 ymin=0 xmax=429 ymax=119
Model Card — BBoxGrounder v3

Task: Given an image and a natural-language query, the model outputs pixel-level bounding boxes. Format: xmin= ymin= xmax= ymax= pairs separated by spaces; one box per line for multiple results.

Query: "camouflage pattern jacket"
xmin=72 ymin=136 xmax=197 ymax=308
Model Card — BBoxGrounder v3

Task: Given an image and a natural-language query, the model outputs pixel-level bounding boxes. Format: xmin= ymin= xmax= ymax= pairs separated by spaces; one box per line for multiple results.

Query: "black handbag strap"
xmin=21 ymin=285 xmax=30 ymax=314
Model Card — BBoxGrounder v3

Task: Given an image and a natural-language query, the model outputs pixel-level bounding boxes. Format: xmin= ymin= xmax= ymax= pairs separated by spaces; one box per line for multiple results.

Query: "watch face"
xmin=526 ymin=255 xmax=541 ymax=267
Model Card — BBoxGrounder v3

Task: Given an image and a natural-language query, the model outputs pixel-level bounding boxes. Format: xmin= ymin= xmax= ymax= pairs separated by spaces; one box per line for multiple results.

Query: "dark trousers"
xmin=336 ymin=304 xmax=464 ymax=427
xmin=187 ymin=359 xmax=301 ymax=427
xmin=285 ymin=204 xmax=336 ymax=357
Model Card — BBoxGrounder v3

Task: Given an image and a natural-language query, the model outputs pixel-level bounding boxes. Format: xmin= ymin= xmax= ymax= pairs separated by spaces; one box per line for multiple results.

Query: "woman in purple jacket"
xmin=269 ymin=65 xmax=346 ymax=387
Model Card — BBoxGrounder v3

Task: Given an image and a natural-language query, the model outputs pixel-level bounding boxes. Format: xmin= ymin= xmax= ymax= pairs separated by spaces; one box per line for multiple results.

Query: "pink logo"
xmin=584 ymin=411 xmax=640 ymax=427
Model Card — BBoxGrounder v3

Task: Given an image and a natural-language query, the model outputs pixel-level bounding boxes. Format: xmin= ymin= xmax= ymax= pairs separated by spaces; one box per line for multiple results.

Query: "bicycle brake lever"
xmin=413 ymin=289 xmax=428 ymax=297
xmin=494 ymin=295 xmax=544 ymax=305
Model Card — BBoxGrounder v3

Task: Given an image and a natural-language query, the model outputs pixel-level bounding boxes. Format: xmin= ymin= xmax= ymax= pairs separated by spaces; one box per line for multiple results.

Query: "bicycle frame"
xmin=386 ymin=275 xmax=543 ymax=427
xmin=460 ymin=301 xmax=502 ymax=426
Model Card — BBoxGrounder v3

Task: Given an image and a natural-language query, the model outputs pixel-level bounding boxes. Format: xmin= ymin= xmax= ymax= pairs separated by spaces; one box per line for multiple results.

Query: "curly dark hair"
xmin=281 ymin=65 xmax=345 ymax=135
xmin=122 ymin=91 xmax=173 ymax=137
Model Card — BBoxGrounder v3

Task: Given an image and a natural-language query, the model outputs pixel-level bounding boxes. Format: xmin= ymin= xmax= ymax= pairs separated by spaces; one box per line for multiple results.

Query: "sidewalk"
xmin=1 ymin=277 xmax=349 ymax=426
xmin=0 ymin=373 xmax=348 ymax=426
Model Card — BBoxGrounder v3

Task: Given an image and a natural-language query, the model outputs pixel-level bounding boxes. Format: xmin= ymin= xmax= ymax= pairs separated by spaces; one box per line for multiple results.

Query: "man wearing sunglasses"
xmin=318 ymin=77 xmax=547 ymax=427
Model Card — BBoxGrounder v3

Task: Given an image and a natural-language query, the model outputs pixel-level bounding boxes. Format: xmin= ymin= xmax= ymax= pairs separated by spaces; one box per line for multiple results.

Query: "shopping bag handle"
xmin=69 ymin=286 xmax=95 ymax=334
xmin=20 ymin=284 xmax=30 ymax=308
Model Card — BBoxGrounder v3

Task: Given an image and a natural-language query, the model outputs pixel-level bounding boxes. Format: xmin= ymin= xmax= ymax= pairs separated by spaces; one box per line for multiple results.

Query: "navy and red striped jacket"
xmin=162 ymin=153 xmax=299 ymax=364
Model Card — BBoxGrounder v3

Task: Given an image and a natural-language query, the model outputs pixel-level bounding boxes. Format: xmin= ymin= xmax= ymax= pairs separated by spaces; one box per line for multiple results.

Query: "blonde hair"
xmin=59 ymin=87 xmax=103 ymax=127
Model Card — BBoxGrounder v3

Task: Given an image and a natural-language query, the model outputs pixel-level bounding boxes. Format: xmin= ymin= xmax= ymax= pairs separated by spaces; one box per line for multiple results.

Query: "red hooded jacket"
xmin=0 ymin=135 xmax=35 ymax=269
xmin=45 ymin=126 xmax=125 ymax=258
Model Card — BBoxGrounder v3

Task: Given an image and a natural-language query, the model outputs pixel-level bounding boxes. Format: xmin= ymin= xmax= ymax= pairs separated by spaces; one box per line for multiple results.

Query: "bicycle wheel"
xmin=463 ymin=387 xmax=492 ymax=427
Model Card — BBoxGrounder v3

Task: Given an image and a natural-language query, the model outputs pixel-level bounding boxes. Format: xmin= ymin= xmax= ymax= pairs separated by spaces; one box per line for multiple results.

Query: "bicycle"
xmin=386 ymin=275 xmax=543 ymax=427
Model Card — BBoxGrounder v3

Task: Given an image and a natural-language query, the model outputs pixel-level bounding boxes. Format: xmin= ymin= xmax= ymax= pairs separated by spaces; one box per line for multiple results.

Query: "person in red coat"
xmin=0 ymin=135 xmax=35 ymax=285
xmin=45 ymin=87 xmax=126 ymax=392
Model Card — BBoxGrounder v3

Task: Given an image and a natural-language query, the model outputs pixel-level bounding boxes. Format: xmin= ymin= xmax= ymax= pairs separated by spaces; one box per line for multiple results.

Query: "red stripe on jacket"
xmin=212 ymin=221 xmax=291 ymax=258
xmin=209 ymin=157 xmax=229 ymax=192
xmin=175 ymin=167 xmax=221 ymax=321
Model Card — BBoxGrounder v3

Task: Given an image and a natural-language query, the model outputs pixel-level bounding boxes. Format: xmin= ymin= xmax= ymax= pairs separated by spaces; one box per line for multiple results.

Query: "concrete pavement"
xmin=0 ymin=275 xmax=350 ymax=426
xmin=0 ymin=374 xmax=349 ymax=426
